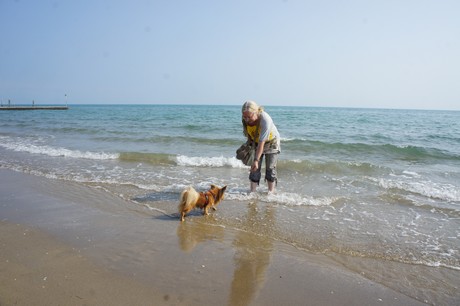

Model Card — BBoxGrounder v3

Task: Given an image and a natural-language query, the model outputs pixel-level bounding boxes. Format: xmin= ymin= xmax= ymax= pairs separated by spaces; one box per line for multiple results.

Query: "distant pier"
xmin=0 ymin=105 xmax=69 ymax=110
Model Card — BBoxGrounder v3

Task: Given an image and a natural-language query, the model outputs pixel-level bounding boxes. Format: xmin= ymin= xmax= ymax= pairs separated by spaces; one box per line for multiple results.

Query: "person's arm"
xmin=251 ymin=113 xmax=269 ymax=171
xmin=251 ymin=140 xmax=266 ymax=171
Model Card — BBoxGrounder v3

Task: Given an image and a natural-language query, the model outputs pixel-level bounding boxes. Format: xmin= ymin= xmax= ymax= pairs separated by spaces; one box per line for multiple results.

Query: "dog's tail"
xmin=178 ymin=186 xmax=200 ymax=213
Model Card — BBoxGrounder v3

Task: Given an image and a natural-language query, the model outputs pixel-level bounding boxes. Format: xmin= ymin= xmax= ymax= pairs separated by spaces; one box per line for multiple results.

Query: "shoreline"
xmin=0 ymin=169 xmax=432 ymax=305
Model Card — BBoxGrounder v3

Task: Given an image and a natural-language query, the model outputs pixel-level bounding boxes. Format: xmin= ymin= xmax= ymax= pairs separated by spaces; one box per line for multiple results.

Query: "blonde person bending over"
xmin=241 ymin=100 xmax=281 ymax=193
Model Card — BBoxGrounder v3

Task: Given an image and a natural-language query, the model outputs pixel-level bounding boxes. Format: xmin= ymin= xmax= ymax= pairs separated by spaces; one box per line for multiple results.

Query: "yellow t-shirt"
xmin=246 ymin=125 xmax=274 ymax=144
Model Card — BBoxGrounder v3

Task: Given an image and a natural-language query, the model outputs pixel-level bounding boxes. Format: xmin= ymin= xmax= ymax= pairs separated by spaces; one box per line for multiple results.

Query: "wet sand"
xmin=0 ymin=169 xmax=428 ymax=305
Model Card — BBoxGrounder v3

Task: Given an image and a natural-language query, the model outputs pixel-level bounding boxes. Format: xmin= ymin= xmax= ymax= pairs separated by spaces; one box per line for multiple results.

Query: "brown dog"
xmin=178 ymin=184 xmax=227 ymax=221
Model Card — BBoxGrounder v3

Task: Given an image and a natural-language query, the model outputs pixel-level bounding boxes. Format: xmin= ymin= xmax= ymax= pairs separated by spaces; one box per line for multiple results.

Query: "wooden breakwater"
xmin=0 ymin=106 xmax=69 ymax=110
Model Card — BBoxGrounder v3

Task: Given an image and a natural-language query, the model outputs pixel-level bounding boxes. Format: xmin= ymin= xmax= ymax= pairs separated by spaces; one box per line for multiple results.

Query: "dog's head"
xmin=210 ymin=184 xmax=227 ymax=202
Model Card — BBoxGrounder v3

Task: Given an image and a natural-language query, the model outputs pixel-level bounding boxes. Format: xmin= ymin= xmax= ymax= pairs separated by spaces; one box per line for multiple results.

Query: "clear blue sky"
xmin=1 ymin=0 xmax=459 ymax=110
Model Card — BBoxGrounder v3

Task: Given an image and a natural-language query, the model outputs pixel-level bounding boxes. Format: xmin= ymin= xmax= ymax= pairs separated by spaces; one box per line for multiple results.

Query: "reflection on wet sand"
xmin=229 ymin=201 xmax=275 ymax=306
xmin=175 ymin=201 xmax=275 ymax=306
xmin=176 ymin=216 xmax=225 ymax=252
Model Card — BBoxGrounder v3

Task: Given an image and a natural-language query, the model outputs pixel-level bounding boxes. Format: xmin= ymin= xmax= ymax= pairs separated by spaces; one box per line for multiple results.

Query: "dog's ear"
xmin=210 ymin=184 xmax=217 ymax=189
xmin=222 ymin=185 xmax=227 ymax=192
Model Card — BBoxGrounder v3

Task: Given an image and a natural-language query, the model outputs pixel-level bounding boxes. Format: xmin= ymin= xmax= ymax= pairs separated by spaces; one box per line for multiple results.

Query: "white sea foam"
xmin=402 ymin=170 xmax=421 ymax=177
xmin=281 ymin=137 xmax=305 ymax=142
xmin=377 ymin=177 xmax=460 ymax=203
xmin=0 ymin=136 xmax=118 ymax=160
xmin=227 ymin=191 xmax=339 ymax=207
xmin=176 ymin=155 xmax=247 ymax=168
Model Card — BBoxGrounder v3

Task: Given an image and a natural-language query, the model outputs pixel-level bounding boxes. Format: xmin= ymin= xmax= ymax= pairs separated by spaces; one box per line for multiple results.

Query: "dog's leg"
xmin=180 ymin=211 xmax=185 ymax=222
xmin=203 ymin=205 xmax=209 ymax=215
xmin=211 ymin=205 xmax=217 ymax=211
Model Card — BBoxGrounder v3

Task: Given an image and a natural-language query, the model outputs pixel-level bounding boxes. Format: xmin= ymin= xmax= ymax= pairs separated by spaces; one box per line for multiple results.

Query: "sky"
xmin=1 ymin=0 xmax=459 ymax=110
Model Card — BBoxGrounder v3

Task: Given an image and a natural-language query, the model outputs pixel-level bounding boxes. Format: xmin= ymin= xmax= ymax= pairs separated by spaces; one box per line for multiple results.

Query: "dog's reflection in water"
xmin=176 ymin=218 xmax=225 ymax=252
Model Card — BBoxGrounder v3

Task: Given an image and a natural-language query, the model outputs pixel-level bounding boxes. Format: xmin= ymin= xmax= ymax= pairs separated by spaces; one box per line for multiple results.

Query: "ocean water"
xmin=1 ymin=104 xmax=459 ymax=300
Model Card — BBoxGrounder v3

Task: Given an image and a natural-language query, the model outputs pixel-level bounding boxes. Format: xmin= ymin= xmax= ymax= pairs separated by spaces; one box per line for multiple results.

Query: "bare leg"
xmin=250 ymin=182 xmax=258 ymax=192
xmin=268 ymin=181 xmax=275 ymax=193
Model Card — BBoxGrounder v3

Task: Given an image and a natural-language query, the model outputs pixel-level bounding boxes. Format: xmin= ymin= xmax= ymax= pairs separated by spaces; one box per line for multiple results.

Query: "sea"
xmin=1 ymin=104 xmax=459 ymax=302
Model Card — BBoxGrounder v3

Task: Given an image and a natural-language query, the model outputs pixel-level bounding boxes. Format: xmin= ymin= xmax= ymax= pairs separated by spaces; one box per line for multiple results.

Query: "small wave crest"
xmin=227 ymin=191 xmax=340 ymax=206
xmin=284 ymin=139 xmax=459 ymax=161
xmin=0 ymin=136 xmax=118 ymax=160
xmin=375 ymin=177 xmax=460 ymax=203
xmin=118 ymin=153 xmax=250 ymax=168
xmin=176 ymin=155 xmax=247 ymax=168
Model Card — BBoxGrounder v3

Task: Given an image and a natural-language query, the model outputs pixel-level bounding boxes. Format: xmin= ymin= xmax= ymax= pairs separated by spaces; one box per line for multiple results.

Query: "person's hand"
xmin=251 ymin=160 xmax=259 ymax=172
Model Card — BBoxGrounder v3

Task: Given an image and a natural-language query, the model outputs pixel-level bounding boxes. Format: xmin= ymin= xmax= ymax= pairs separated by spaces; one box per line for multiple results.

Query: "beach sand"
xmin=0 ymin=169 xmax=427 ymax=305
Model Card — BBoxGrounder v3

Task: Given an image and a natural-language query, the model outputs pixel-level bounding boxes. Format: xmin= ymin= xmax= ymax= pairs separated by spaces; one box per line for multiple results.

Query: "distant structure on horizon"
xmin=0 ymin=98 xmax=69 ymax=110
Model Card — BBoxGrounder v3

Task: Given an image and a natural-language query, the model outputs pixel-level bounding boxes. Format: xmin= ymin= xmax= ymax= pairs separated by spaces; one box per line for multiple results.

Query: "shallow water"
xmin=1 ymin=104 xmax=459 ymax=296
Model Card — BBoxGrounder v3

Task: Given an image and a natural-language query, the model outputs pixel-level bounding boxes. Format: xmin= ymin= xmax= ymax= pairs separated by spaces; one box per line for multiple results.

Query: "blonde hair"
xmin=241 ymin=100 xmax=263 ymax=114
xmin=241 ymin=100 xmax=264 ymax=138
